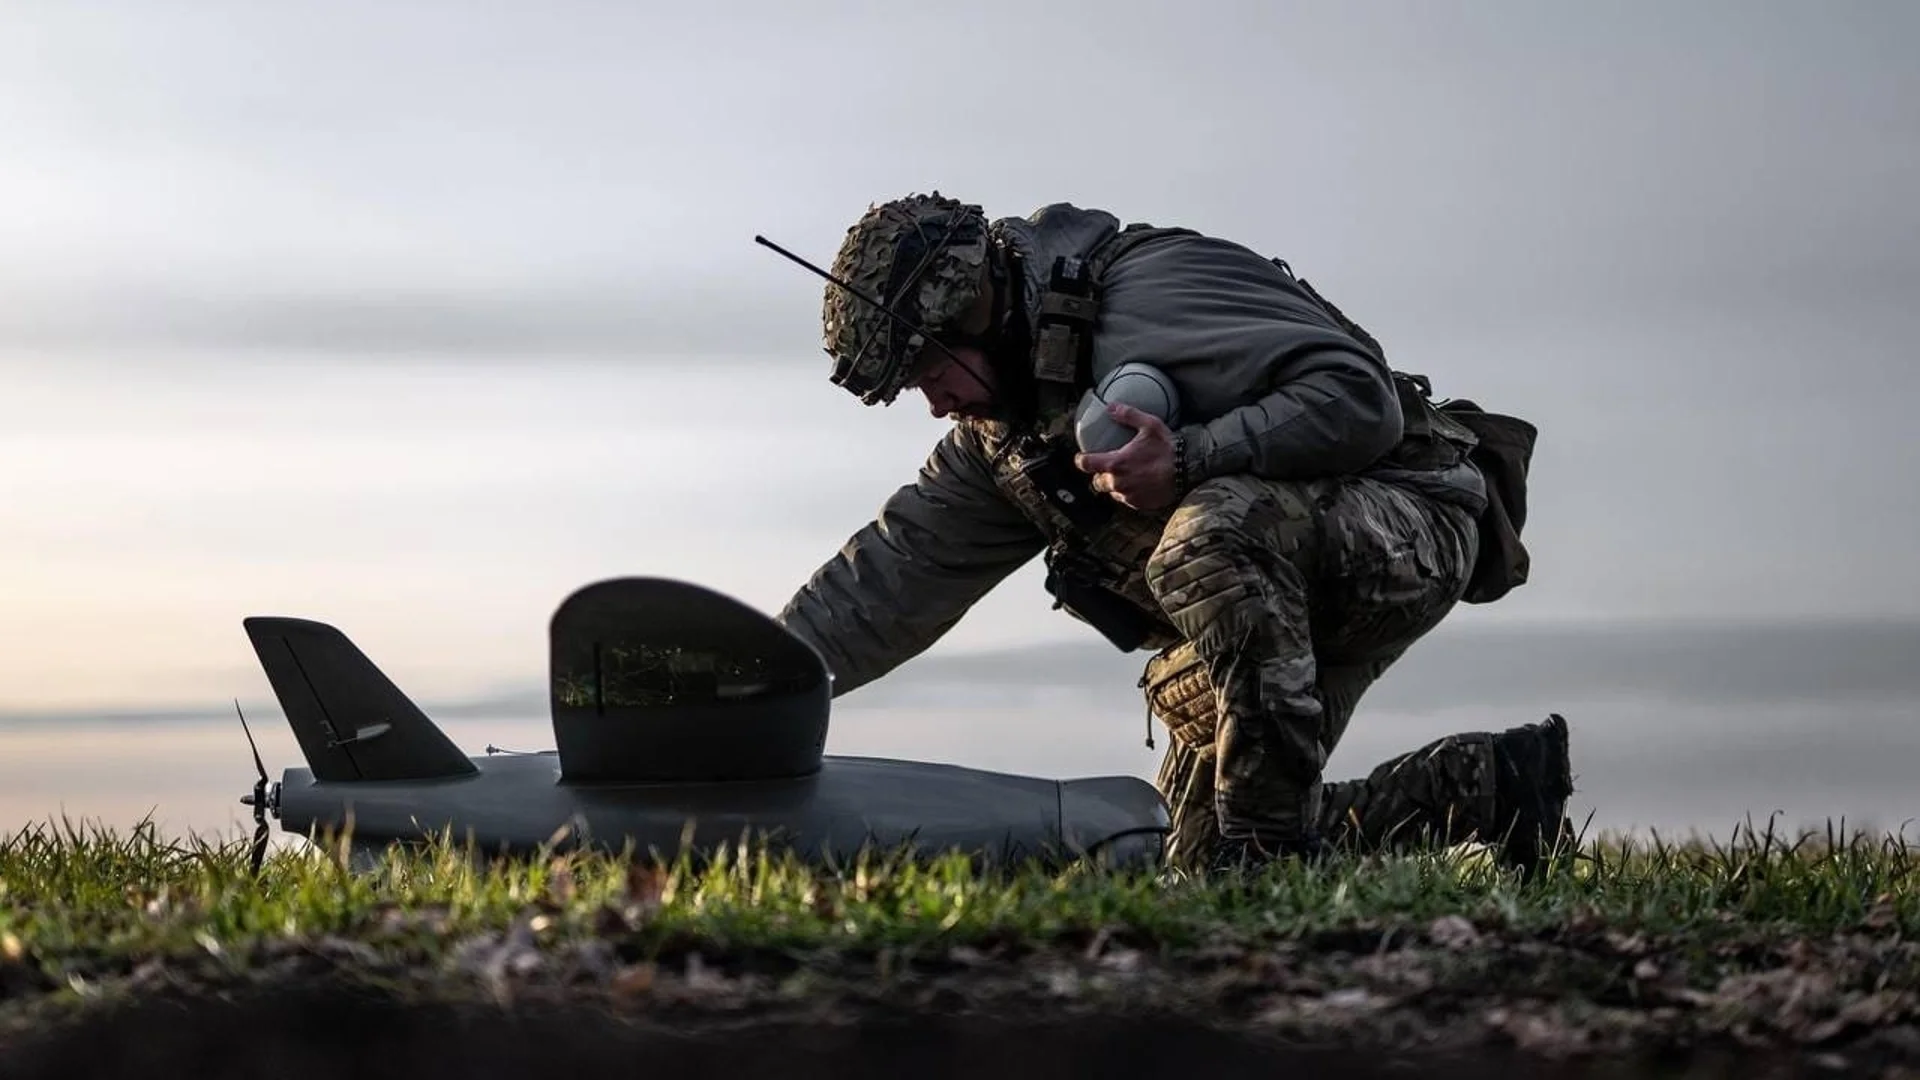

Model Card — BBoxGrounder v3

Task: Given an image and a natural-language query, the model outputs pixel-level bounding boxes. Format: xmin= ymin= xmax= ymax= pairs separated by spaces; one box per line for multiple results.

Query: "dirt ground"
xmin=0 ymin=981 xmax=1843 ymax=1080
xmin=3 ymin=920 xmax=1916 ymax=1078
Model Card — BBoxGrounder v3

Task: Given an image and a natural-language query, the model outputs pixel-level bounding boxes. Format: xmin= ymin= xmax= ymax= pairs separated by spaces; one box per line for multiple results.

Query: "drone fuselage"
xmin=274 ymin=750 xmax=1167 ymax=869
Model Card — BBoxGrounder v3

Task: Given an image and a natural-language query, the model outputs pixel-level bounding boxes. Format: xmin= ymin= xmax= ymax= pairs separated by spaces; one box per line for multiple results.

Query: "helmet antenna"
xmin=753 ymin=234 xmax=968 ymax=371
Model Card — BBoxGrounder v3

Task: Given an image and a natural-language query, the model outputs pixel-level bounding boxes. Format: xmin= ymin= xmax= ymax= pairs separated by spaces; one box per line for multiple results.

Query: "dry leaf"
xmin=611 ymin=962 xmax=657 ymax=998
xmin=947 ymin=945 xmax=989 ymax=968
xmin=1428 ymin=915 xmax=1480 ymax=949
xmin=1323 ymin=987 xmax=1383 ymax=1011
xmin=626 ymin=862 xmax=668 ymax=911
xmin=684 ymin=952 xmax=729 ymax=993
xmin=1865 ymin=898 xmax=1900 ymax=932
xmin=547 ymin=857 xmax=576 ymax=907
xmin=1607 ymin=931 xmax=1649 ymax=956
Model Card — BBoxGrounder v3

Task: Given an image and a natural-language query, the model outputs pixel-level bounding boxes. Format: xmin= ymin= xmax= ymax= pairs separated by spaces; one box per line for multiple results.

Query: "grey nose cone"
xmin=1074 ymin=363 xmax=1182 ymax=454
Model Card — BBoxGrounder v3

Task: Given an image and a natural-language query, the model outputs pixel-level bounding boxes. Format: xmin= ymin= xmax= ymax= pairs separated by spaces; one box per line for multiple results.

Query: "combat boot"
xmin=1490 ymin=713 xmax=1575 ymax=877
xmin=1206 ymin=828 xmax=1331 ymax=878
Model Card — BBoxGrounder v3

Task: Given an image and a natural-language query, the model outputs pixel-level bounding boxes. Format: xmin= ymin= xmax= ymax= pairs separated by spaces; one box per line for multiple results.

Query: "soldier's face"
xmin=909 ymin=344 xmax=999 ymax=420
xmin=905 ymin=260 xmax=1002 ymax=419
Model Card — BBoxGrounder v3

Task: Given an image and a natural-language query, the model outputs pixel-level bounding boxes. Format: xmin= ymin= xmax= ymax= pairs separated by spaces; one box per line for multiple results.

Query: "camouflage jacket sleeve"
xmin=1092 ymin=231 xmax=1404 ymax=482
xmin=774 ymin=423 xmax=1045 ymax=697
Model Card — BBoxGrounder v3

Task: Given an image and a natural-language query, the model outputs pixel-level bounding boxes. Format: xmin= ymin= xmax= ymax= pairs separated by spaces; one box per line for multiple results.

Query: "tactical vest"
xmin=969 ymin=224 xmax=1201 ymax=655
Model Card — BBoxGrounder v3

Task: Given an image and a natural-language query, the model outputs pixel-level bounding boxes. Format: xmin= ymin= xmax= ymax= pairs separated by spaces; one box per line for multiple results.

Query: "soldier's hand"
xmin=1073 ymin=402 xmax=1178 ymax=511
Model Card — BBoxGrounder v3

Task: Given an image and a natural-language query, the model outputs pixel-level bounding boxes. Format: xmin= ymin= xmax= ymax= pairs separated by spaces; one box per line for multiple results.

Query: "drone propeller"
xmin=234 ymin=698 xmax=273 ymax=875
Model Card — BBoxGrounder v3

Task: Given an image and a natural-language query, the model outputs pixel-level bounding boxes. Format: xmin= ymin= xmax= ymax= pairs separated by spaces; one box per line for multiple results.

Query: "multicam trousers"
xmin=1151 ymin=702 xmax=1506 ymax=871
xmin=1139 ymin=472 xmax=1482 ymax=869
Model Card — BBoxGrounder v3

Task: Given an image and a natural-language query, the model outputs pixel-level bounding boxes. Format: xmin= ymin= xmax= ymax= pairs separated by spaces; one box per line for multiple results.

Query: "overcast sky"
xmin=2 ymin=0 xmax=1916 ymax=715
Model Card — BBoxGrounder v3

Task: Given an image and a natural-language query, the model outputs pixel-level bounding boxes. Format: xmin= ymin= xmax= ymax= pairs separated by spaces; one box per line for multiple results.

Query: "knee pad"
xmin=1145 ymin=477 xmax=1324 ymax=640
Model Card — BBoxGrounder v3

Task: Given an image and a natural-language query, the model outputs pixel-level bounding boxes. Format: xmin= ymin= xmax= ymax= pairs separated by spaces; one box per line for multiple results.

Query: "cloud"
xmin=2 ymin=614 xmax=1910 ymax=721
xmin=0 ymin=277 xmax=818 ymax=358
xmin=3 ymin=2 xmax=1913 ymax=359
xmin=833 ymin=617 xmax=1920 ymax=713
xmin=53 ymin=614 xmax=1920 ymax=721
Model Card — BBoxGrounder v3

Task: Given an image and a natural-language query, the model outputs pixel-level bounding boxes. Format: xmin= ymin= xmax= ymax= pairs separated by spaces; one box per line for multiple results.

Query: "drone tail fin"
xmin=242 ymin=616 xmax=479 ymax=783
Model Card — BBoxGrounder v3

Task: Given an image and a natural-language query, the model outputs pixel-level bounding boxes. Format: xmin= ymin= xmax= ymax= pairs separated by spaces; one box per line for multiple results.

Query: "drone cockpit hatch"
xmin=547 ymin=577 xmax=830 ymax=784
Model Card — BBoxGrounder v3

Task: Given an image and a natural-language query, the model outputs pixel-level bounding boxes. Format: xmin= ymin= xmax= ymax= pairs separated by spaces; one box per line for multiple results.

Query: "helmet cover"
xmin=820 ymin=192 xmax=990 ymax=405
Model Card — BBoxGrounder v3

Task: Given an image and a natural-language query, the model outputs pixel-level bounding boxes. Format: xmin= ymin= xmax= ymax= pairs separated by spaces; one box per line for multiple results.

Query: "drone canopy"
xmin=547 ymin=577 xmax=832 ymax=784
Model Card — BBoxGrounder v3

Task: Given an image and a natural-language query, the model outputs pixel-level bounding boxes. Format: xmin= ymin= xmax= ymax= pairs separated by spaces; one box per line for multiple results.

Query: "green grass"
xmin=2 ymin=813 xmax=1914 ymax=992
xmin=6 ymin=817 xmax=1915 ymax=1069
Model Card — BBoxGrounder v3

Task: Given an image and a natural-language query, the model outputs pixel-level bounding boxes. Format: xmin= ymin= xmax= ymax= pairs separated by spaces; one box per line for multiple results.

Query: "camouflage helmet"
xmin=820 ymin=192 xmax=991 ymax=406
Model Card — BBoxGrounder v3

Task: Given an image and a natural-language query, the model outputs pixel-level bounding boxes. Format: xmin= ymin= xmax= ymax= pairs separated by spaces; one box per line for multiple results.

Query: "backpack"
xmin=1433 ymin=397 xmax=1537 ymax=603
xmin=1286 ymin=266 xmax=1539 ymax=604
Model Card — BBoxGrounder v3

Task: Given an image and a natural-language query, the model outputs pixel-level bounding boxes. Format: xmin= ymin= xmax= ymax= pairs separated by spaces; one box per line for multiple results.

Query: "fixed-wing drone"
xmin=233 ymin=577 xmax=1170 ymax=872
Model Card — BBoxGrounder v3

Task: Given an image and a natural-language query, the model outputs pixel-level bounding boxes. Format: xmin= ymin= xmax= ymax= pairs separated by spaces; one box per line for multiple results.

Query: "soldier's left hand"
xmin=1074 ymin=402 xmax=1178 ymax=511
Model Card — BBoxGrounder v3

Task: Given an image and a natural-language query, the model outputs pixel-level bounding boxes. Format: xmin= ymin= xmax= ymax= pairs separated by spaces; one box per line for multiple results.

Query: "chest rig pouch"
xmin=1016 ymin=438 xmax=1173 ymax=653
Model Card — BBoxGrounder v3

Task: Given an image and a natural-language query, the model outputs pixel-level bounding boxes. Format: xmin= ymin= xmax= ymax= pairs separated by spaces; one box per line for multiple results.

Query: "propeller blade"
xmin=236 ymin=697 xmax=273 ymax=876
xmin=250 ymin=819 xmax=270 ymax=875
xmin=234 ymin=698 xmax=267 ymax=783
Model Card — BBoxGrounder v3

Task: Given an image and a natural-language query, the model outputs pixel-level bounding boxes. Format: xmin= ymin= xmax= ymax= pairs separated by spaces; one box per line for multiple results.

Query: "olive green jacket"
xmin=775 ymin=203 xmax=1484 ymax=696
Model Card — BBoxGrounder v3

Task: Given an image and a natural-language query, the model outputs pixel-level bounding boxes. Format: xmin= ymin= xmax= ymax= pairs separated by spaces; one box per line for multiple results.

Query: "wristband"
xmin=1172 ymin=431 xmax=1195 ymax=494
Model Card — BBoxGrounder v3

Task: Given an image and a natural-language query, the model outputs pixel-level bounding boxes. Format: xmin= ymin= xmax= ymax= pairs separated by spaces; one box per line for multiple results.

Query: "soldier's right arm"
xmin=775 ymin=424 xmax=1046 ymax=697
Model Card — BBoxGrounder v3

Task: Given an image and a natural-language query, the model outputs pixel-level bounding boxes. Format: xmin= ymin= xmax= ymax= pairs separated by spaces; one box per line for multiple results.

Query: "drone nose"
xmin=240 ymin=792 xmax=256 ymax=806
